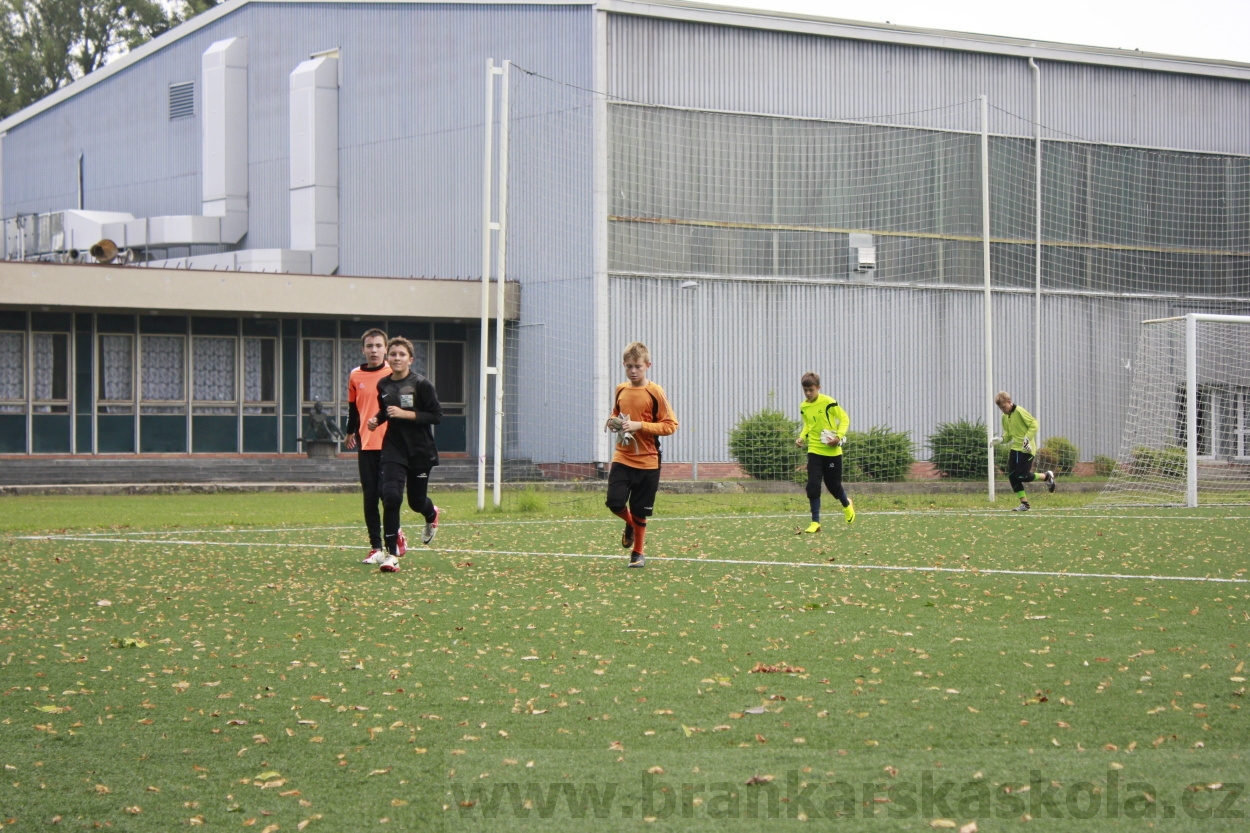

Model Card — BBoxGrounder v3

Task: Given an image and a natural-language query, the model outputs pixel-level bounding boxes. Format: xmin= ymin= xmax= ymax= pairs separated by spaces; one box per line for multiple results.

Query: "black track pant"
xmin=807 ymin=453 xmax=849 ymax=522
xmin=358 ymin=449 xmax=383 ymax=549
xmin=1008 ymin=449 xmax=1040 ymax=494
xmin=381 ymin=460 xmax=436 ymax=554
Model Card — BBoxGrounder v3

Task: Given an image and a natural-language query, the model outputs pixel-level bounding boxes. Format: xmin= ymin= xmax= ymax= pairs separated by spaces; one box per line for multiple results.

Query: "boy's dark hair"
xmin=361 ymin=328 xmax=388 ymax=345
xmin=387 ymin=336 xmax=415 ymax=359
xmin=801 ymin=372 xmax=820 ymax=388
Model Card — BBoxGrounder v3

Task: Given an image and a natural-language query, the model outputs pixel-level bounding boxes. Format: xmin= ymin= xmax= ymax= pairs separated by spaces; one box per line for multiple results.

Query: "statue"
xmin=308 ymin=401 xmax=345 ymax=443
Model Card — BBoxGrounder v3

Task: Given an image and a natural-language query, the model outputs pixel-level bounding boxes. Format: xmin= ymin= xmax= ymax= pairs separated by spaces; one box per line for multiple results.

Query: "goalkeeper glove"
xmin=989 ymin=435 xmax=1002 ymax=446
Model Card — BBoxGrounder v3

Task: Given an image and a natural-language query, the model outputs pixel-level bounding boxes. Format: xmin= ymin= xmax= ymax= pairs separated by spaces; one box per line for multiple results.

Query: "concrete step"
xmin=0 ymin=455 xmax=543 ymax=486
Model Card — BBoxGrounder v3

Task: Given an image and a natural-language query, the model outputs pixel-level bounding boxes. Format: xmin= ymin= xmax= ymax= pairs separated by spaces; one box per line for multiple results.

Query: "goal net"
xmin=1098 ymin=315 xmax=1250 ymax=506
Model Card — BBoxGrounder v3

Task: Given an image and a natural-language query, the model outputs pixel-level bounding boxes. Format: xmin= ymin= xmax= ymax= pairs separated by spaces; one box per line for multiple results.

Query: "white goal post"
xmin=1100 ymin=313 xmax=1250 ymax=507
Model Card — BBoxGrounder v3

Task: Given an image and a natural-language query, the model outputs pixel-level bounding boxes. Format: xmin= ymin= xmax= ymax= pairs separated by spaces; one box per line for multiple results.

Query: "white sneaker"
xmin=1045 ymin=471 xmax=1056 ymax=493
xmin=379 ymin=555 xmax=400 ymax=573
xmin=396 ymin=528 xmax=407 ymax=556
xmin=362 ymin=549 xmax=386 ymax=565
xmin=422 ymin=506 xmax=440 ymax=545
xmin=1012 ymin=501 xmax=1031 ymax=512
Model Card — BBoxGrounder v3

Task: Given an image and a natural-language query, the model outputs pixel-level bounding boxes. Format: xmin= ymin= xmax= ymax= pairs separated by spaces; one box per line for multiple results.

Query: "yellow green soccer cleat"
xmin=803 ymin=522 xmax=821 ymax=534
xmin=844 ymin=503 xmax=856 ymax=524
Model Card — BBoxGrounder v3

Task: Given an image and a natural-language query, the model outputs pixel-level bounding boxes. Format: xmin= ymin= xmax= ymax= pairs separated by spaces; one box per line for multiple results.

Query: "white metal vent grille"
xmin=169 ymin=81 xmax=194 ymax=120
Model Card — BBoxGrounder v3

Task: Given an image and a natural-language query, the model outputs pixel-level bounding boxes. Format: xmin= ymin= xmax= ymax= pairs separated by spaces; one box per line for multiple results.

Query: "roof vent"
xmin=169 ymin=81 xmax=195 ymax=120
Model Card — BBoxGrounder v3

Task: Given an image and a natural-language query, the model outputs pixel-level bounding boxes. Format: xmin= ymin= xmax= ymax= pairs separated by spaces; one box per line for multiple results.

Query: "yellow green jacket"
xmin=1000 ymin=405 xmax=1039 ymax=453
xmin=799 ymin=394 xmax=848 ymax=457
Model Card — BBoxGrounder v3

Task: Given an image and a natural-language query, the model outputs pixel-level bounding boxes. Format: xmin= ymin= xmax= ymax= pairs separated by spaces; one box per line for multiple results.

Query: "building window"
xmin=169 ymin=81 xmax=195 ymax=120
xmin=303 ymin=339 xmax=335 ymax=404
xmin=0 ymin=332 xmax=23 ymax=413
xmin=339 ymin=340 xmax=361 ymax=407
xmin=433 ymin=341 xmax=464 ymax=404
xmin=193 ymin=336 xmax=236 ymax=414
xmin=98 ymin=334 xmax=134 ymax=414
xmin=244 ymin=338 xmax=276 ymax=414
xmin=412 ymin=341 xmax=429 ymax=377
xmin=1176 ymin=384 xmax=1250 ymax=460
xmin=32 ymin=332 xmax=69 ymax=413
xmin=141 ymin=334 xmax=185 ymax=413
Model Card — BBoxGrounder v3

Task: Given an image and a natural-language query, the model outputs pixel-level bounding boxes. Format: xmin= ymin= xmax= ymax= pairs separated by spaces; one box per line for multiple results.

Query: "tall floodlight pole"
xmin=492 ymin=61 xmax=511 ymax=506
xmin=981 ymin=95 xmax=996 ymax=501
xmin=1030 ymin=59 xmax=1043 ymax=443
xmin=478 ymin=60 xmax=501 ymax=511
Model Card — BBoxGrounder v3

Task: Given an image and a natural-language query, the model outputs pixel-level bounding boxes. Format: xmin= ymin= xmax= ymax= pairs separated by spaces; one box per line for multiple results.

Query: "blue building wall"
xmin=1 ymin=2 xmax=595 ymax=279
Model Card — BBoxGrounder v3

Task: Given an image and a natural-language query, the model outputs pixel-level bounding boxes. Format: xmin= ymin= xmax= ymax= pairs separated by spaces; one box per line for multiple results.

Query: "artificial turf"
xmin=0 ymin=491 xmax=1246 ymax=830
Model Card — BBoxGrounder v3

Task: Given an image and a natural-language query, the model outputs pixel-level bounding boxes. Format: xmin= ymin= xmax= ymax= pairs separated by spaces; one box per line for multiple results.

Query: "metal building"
xmin=2 ymin=0 xmax=1248 ymax=472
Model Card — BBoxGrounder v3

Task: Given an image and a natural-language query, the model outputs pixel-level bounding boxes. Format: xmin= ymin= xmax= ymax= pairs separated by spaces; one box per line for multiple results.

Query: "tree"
xmin=1 ymin=1 xmax=222 ymax=119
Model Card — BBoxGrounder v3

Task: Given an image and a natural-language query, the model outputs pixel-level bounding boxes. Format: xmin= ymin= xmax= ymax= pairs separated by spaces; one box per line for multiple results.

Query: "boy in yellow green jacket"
xmin=795 ymin=372 xmax=855 ymax=532
xmin=991 ymin=390 xmax=1056 ymax=511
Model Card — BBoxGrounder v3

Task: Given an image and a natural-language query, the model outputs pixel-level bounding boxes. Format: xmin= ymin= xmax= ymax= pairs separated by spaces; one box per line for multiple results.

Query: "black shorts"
xmin=605 ymin=463 xmax=661 ymax=519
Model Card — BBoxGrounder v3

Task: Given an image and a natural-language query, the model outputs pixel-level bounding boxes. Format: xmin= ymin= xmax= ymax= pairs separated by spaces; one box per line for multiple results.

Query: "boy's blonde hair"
xmin=387 ymin=336 xmax=415 ymax=359
xmin=622 ymin=341 xmax=651 ymax=364
xmin=361 ymin=327 xmax=387 ymax=345
xmin=995 ymin=391 xmax=1012 ymax=406
xmin=801 ymin=372 xmax=820 ymax=388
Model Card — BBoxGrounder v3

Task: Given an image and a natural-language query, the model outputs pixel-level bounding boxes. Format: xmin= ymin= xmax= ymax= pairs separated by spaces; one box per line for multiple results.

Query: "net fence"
xmin=490 ymin=66 xmax=1250 ymax=506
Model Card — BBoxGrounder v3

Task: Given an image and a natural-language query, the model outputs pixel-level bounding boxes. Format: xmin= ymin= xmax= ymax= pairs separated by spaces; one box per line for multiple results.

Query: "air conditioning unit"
xmin=849 ymin=233 xmax=876 ymax=281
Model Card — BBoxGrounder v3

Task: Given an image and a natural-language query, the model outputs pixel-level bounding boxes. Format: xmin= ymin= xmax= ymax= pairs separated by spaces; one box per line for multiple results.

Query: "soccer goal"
xmin=1099 ymin=313 xmax=1250 ymax=506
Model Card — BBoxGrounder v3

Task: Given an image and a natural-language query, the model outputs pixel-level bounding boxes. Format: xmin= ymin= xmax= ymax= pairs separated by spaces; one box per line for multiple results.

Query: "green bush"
xmin=1093 ymin=454 xmax=1117 ymax=477
xmin=843 ymin=426 xmax=915 ymax=482
xmin=928 ymin=419 xmax=991 ymax=479
xmin=1130 ymin=445 xmax=1186 ymax=478
xmin=729 ymin=408 xmax=805 ymax=481
xmin=1037 ymin=436 xmax=1079 ymax=476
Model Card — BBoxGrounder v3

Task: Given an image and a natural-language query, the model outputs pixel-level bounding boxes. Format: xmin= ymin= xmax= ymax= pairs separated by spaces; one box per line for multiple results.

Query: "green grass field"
xmin=1 ymin=490 xmax=1247 ymax=831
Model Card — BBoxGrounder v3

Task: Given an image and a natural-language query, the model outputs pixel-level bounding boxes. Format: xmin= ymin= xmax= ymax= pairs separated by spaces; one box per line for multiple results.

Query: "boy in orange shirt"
xmin=345 ymin=328 xmax=406 ymax=563
xmin=604 ymin=342 xmax=679 ymax=568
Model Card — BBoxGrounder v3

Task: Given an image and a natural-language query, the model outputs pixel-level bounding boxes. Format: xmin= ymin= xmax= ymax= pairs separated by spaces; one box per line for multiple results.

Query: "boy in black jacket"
xmin=366 ymin=336 xmax=442 ymax=572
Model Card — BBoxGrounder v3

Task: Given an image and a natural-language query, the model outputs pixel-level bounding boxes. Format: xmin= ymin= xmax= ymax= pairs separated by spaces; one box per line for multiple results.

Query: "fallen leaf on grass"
xmin=749 ymin=662 xmax=805 ymax=674
xmin=744 ymin=775 xmax=774 ymax=785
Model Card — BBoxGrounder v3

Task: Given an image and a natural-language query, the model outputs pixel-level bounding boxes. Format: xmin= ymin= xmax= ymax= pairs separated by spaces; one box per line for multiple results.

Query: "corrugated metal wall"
xmin=610 ymin=277 xmax=1250 ymax=465
xmin=2 ymin=3 xmax=594 ymax=278
xmin=607 ymin=14 xmax=1250 ymax=155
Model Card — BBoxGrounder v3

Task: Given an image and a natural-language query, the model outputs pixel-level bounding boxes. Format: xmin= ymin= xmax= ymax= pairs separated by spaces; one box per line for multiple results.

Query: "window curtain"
xmin=99 ymin=335 xmax=133 ymax=400
xmin=142 ymin=335 xmax=185 ymax=401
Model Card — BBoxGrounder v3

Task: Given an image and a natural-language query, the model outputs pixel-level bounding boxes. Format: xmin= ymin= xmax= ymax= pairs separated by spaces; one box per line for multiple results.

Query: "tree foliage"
xmin=1 ymin=1 xmax=222 ymax=119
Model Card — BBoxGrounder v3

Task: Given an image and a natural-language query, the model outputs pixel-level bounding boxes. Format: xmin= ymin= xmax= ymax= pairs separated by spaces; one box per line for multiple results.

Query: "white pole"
xmin=592 ymin=9 xmax=611 ymax=474
xmin=981 ymin=94 xmax=995 ymax=502
xmin=477 ymin=60 xmax=497 ymax=511
xmin=1030 ymin=58 xmax=1042 ymax=442
xmin=492 ymin=61 xmax=511 ymax=507
xmin=1186 ymin=313 xmax=1198 ymax=508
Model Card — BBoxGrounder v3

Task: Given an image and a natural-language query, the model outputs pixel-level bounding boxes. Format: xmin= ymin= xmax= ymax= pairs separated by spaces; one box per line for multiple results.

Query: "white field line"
xmin=19 ymin=535 xmax=1249 ymax=584
xmin=46 ymin=508 xmax=1250 ymax=539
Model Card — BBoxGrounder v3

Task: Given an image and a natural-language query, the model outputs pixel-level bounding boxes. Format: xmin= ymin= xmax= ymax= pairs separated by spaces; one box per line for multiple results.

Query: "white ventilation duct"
xmin=105 ymin=36 xmax=251 ymax=255
xmin=202 ymin=37 xmax=249 ymax=244
xmin=289 ymin=54 xmax=339 ymax=275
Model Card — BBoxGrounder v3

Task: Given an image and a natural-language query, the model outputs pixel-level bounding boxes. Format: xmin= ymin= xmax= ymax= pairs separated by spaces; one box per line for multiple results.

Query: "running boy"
xmin=991 ymin=390 xmax=1055 ymax=511
xmin=366 ymin=337 xmax=442 ymax=572
xmin=795 ymin=372 xmax=855 ymax=532
xmin=345 ymin=328 xmax=406 ymax=564
xmin=604 ymin=342 xmax=678 ymax=568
